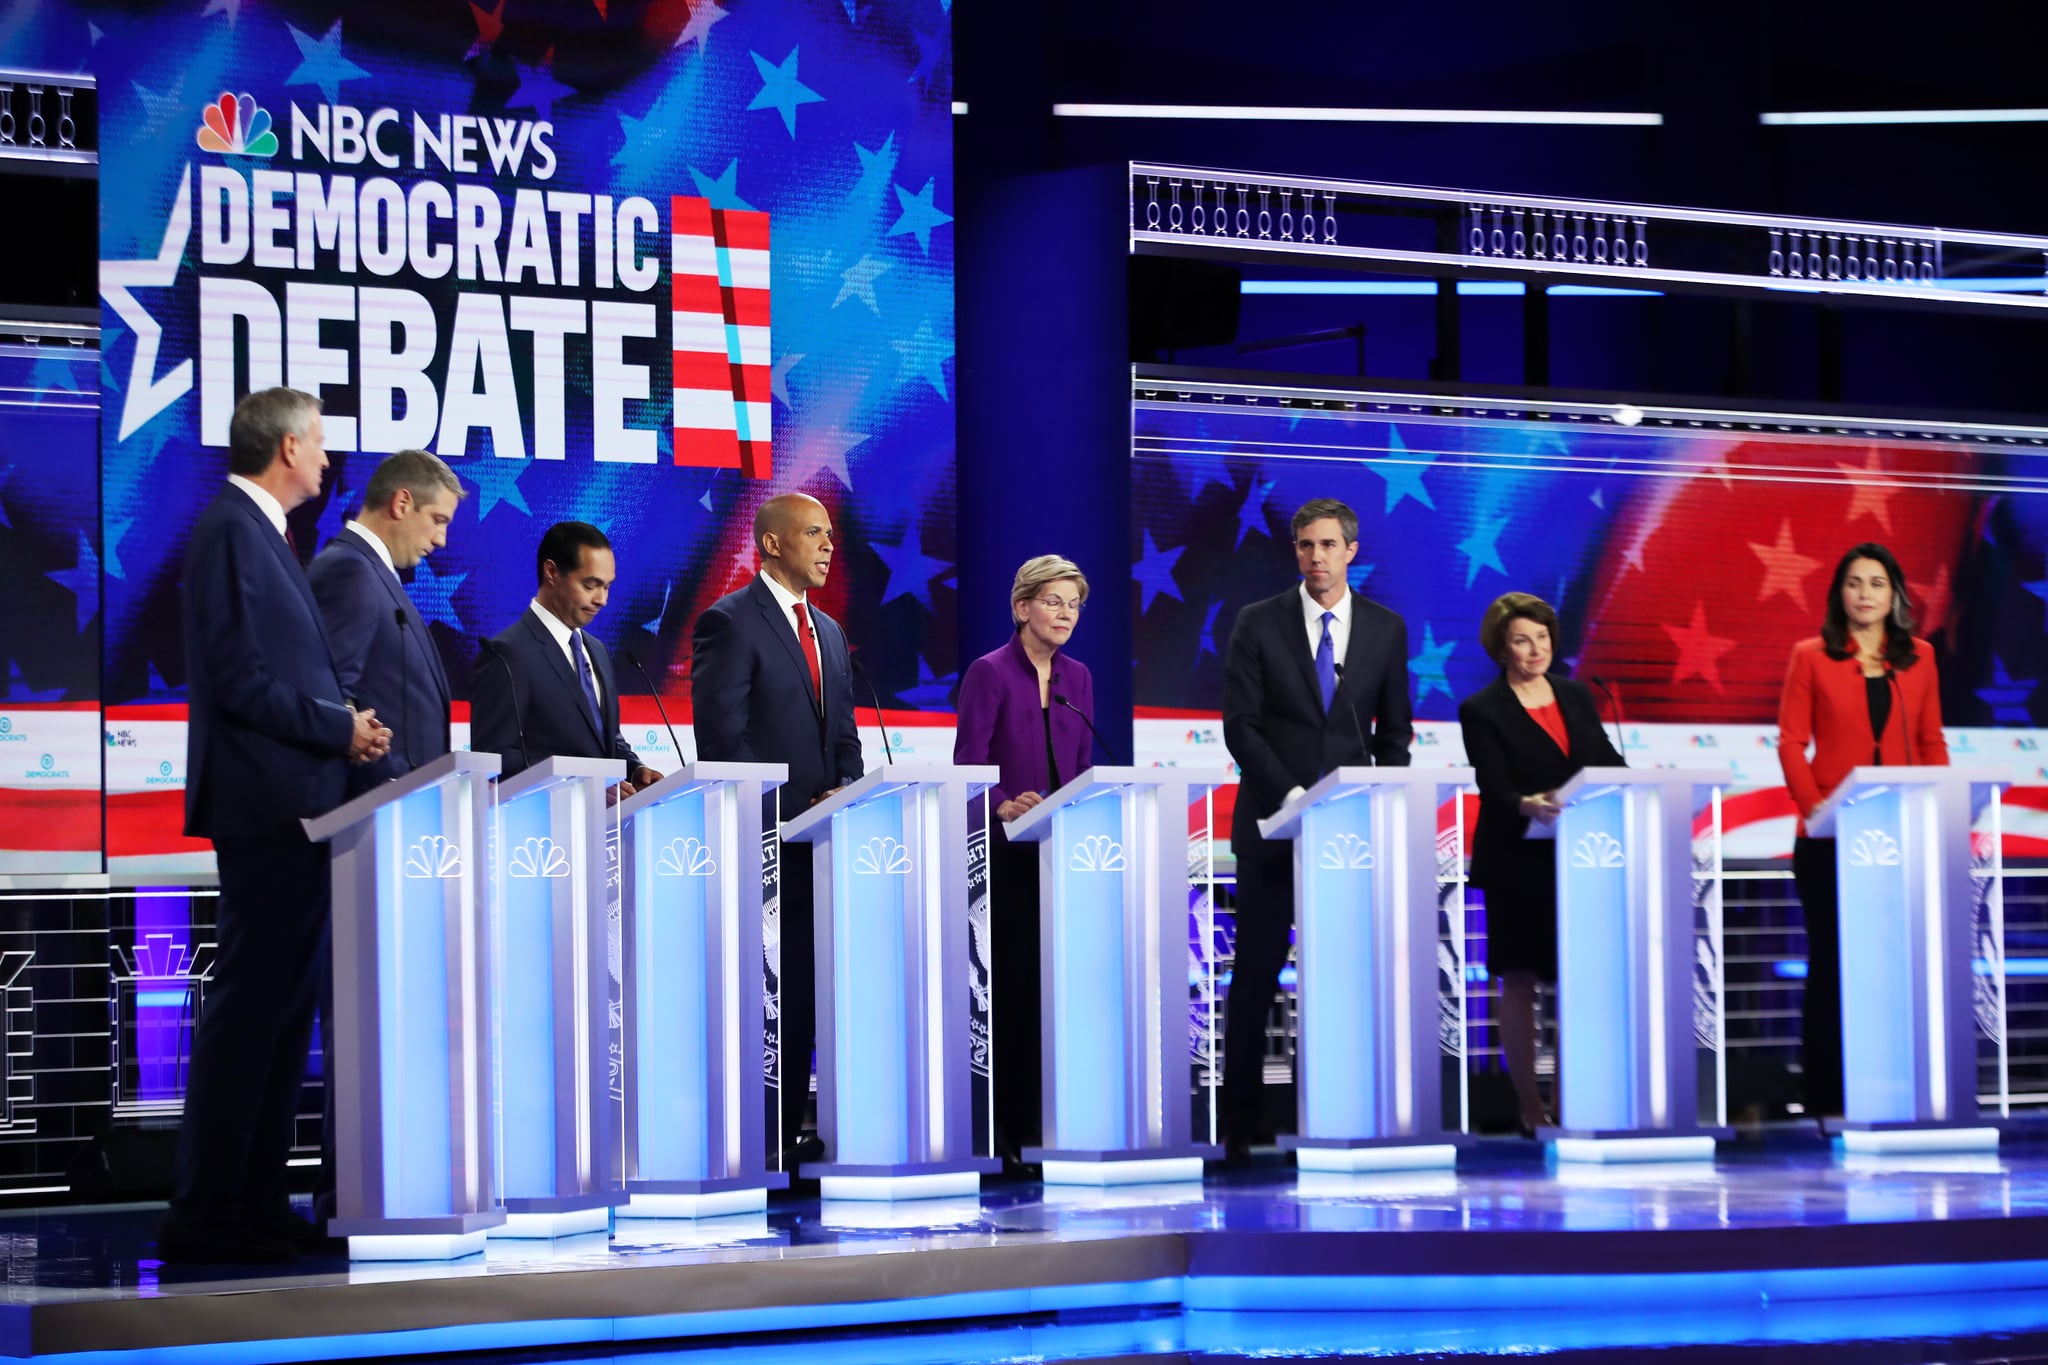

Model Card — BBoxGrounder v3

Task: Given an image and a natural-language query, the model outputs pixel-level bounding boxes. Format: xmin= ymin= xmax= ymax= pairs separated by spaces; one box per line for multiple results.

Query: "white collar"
xmin=345 ymin=520 xmax=399 ymax=578
xmin=227 ymin=475 xmax=288 ymax=538
xmin=527 ymin=597 xmax=579 ymax=649
xmin=1299 ymin=581 xmax=1352 ymax=626
xmin=758 ymin=570 xmax=807 ymax=615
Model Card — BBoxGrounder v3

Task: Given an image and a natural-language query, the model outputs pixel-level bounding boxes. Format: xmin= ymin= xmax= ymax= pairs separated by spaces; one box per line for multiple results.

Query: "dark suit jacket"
xmin=307 ymin=529 xmax=453 ymax=797
xmin=690 ymin=575 xmax=863 ymax=821
xmin=1457 ymin=674 xmax=1624 ymax=889
xmin=470 ymin=605 xmax=642 ymax=780
xmin=1222 ymin=586 xmax=1413 ymax=850
xmin=181 ymin=483 xmax=356 ymax=839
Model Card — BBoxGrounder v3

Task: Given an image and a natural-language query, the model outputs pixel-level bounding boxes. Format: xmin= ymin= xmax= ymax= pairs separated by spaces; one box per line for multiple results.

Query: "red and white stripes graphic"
xmin=671 ymin=196 xmax=771 ymax=476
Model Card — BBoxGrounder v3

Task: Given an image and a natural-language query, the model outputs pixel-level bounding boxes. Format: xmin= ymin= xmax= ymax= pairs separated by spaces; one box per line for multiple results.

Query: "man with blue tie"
xmin=308 ymin=449 xmax=462 ymax=797
xmin=690 ymin=492 xmax=865 ymax=1165
xmin=167 ymin=387 xmax=391 ymax=1264
xmin=470 ymin=521 xmax=663 ymax=793
xmin=1219 ymin=498 xmax=1413 ymax=1163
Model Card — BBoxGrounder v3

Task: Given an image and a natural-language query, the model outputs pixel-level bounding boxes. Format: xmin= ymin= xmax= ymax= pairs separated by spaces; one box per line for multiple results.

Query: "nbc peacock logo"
xmin=195 ymin=92 xmax=278 ymax=157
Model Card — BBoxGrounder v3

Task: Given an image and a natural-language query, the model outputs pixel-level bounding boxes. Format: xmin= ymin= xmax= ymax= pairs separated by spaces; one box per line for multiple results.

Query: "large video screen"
xmin=0 ymin=2 xmax=956 ymax=878
xmin=1129 ymin=383 xmax=2048 ymax=859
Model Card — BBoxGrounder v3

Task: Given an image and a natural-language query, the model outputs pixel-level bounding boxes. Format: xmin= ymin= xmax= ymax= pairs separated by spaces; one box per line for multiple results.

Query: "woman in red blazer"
xmin=1776 ymin=542 xmax=1948 ymax=1119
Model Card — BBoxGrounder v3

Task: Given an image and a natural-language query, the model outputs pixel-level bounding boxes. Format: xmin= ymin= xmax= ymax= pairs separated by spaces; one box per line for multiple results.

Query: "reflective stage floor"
xmin=7 ymin=1133 xmax=2048 ymax=1364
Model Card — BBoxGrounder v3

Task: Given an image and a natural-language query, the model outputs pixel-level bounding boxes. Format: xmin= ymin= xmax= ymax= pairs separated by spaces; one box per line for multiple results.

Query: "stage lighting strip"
xmin=1058 ymin=104 xmax=1662 ymax=126
xmin=1762 ymin=108 xmax=2048 ymax=125
xmin=1126 ymin=162 xmax=2048 ymax=313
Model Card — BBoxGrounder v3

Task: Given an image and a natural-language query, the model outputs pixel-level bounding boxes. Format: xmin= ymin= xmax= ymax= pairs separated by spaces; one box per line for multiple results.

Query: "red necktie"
xmin=792 ymin=600 xmax=822 ymax=704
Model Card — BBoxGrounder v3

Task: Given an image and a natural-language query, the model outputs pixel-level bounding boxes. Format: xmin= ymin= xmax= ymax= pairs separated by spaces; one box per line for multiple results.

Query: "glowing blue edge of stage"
xmin=618 ymin=1188 xmax=768 ymax=1219
xmin=1550 ymin=1135 xmax=1718 ymax=1164
xmin=30 ymin=1261 xmax=2048 ymax=1365
xmin=486 ymin=1207 xmax=613 ymax=1239
xmin=817 ymin=1171 xmax=981 ymax=1201
xmin=1293 ymin=1144 xmax=1459 ymax=1173
xmin=345 ymin=1231 xmax=489 ymax=1263
xmin=1838 ymin=1126 xmax=2001 ymax=1155
xmin=1041 ymin=1157 xmax=1205 ymax=1186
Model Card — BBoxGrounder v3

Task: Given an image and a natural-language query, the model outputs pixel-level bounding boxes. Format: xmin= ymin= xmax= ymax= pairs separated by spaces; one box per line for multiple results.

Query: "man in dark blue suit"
xmin=691 ymin=493 xmax=864 ymax=1162
xmin=170 ymin=387 xmax=390 ymax=1264
xmin=308 ymin=449 xmax=462 ymax=797
xmin=470 ymin=521 xmax=662 ymax=793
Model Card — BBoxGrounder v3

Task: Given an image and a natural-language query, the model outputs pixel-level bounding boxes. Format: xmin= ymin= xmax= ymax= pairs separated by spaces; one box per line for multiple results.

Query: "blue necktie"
xmin=572 ymin=629 xmax=603 ymax=734
xmin=1315 ymin=610 xmax=1337 ymax=711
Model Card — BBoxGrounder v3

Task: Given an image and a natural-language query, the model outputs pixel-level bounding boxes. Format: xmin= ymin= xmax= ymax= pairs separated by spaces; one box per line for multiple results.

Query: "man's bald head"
xmin=756 ymin=493 xmax=835 ymax=594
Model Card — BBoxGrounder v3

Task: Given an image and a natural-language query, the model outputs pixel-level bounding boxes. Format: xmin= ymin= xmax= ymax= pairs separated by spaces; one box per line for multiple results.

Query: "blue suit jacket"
xmin=471 ymin=605 xmax=641 ymax=780
xmin=690 ymin=575 xmax=863 ymax=821
xmin=181 ymin=483 xmax=356 ymax=839
xmin=307 ymin=529 xmax=453 ymax=798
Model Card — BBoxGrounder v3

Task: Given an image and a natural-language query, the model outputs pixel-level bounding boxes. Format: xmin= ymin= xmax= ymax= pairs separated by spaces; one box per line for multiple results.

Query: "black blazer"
xmin=1222 ymin=586 xmax=1413 ymax=850
xmin=1458 ymin=674 xmax=1624 ymax=888
xmin=471 ymin=606 xmax=642 ymax=780
xmin=181 ymin=484 xmax=356 ymax=839
xmin=307 ymin=530 xmax=453 ymax=797
xmin=689 ymin=575 xmax=863 ymax=821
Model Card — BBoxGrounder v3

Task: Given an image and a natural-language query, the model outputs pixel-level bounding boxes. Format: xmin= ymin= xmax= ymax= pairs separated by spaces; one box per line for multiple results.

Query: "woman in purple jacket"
xmin=953 ymin=554 xmax=1095 ymax=1164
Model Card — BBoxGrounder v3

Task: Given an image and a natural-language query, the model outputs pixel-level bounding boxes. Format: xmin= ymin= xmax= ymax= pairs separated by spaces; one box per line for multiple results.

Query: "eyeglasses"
xmin=1033 ymin=595 xmax=1084 ymax=614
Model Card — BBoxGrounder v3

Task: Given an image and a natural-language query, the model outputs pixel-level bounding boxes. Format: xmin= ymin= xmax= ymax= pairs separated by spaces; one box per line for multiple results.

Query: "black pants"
xmin=173 ymin=833 xmax=330 ymax=1220
xmin=776 ymin=839 xmax=817 ymax=1151
xmin=1791 ymin=835 xmax=1843 ymax=1116
xmin=990 ymin=837 xmax=1043 ymax=1154
xmin=1222 ymin=837 xmax=1293 ymax=1140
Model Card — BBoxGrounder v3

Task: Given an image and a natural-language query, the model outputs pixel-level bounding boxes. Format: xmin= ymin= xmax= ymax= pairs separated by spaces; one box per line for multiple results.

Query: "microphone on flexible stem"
xmin=621 ymin=650 xmax=681 ymax=781
xmin=847 ymin=652 xmax=894 ymax=765
xmin=392 ymin=608 xmax=415 ymax=772
xmin=1331 ymin=663 xmax=1371 ymax=765
xmin=475 ymin=637 xmax=528 ymax=774
xmin=1589 ymin=674 xmax=1627 ymax=762
xmin=1053 ymin=693 xmax=1116 ymax=767
xmin=1886 ymin=666 xmax=1915 ymax=766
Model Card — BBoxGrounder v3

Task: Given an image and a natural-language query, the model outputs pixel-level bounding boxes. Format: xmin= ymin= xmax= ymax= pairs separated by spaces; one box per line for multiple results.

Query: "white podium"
xmin=1004 ymin=766 xmax=1230 ymax=1185
xmin=1539 ymin=766 xmax=1733 ymax=1163
xmin=618 ymin=762 xmax=790 ymax=1217
xmin=781 ymin=765 xmax=1003 ymax=1199
xmin=1810 ymin=765 xmax=2009 ymax=1154
xmin=304 ymin=751 xmax=506 ymax=1260
xmin=487 ymin=755 xmax=624 ymax=1238
xmin=1258 ymin=767 xmax=1472 ymax=1172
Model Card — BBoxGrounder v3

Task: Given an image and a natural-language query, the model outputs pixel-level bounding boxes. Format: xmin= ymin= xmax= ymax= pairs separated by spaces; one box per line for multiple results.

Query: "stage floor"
xmin=7 ymin=1134 xmax=2048 ymax=1364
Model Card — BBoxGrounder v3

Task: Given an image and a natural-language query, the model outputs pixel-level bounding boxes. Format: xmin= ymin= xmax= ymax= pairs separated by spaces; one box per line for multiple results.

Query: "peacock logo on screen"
xmin=195 ymin=92 xmax=279 ymax=158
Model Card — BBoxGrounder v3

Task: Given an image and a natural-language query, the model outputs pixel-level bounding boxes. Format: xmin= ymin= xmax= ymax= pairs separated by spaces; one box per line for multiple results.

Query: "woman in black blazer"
xmin=1457 ymin=592 xmax=1624 ymax=1133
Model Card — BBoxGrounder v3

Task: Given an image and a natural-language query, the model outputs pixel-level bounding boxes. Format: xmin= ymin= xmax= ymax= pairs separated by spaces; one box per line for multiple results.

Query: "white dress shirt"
xmin=527 ymin=599 xmax=603 ymax=707
xmin=757 ymin=570 xmax=811 ymax=651
xmin=1300 ymin=580 xmax=1352 ymax=665
xmin=227 ymin=475 xmax=288 ymax=538
xmin=345 ymin=521 xmax=398 ymax=579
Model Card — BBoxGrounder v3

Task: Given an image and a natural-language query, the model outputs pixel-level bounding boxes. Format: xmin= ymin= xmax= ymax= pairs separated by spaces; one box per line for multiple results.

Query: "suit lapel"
xmin=1335 ymin=593 xmax=1377 ymax=711
xmin=1278 ymin=592 xmax=1325 ymax=717
xmin=751 ymin=578 xmax=821 ymax=713
xmin=347 ymin=535 xmax=453 ymax=707
xmin=521 ymin=610 xmax=605 ymax=747
xmin=239 ymin=491 xmax=337 ymax=660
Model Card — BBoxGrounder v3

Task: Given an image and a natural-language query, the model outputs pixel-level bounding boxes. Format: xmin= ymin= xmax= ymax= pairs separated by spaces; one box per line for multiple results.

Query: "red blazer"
xmin=1776 ymin=635 xmax=1948 ymax=833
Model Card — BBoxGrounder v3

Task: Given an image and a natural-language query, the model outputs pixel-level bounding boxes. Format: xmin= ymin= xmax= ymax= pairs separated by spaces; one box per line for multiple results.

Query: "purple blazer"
xmin=953 ymin=633 xmax=1094 ymax=815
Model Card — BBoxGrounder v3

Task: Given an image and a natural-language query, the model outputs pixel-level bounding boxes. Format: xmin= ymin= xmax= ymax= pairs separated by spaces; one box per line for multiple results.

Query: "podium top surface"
xmin=1003 ymin=764 xmax=1234 ymax=842
xmin=616 ymin=761 xmax=789 ymax=821
xmin=781 ymin=763 xmax=1000 ymax=843
xmin=495 ymin=755 xmax=627 ymax=804
xmin=302 ymin=750 xmax=501 ymax=843
xmin=1256 ymin=764 xmax=1465 ymax=842
xmin=1808 ymin=764 xmax=2011 ymax=836
xmin=1555 ymin=766 xmax=1734 ymax=803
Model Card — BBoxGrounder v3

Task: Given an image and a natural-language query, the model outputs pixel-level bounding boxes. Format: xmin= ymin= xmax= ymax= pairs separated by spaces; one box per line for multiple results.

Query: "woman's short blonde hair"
xmin=1479 ymin=592 xmax=1561 ymax=663
xmin=1011 ymin=554 xmax=1089 ymax=624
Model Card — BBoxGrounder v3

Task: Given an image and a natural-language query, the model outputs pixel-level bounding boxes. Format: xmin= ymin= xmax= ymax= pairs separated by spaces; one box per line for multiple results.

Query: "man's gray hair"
xmin=227 ymin=387 xmax=322 ymax=477
xmin=364 ymin=449 xmax=465 ymax=515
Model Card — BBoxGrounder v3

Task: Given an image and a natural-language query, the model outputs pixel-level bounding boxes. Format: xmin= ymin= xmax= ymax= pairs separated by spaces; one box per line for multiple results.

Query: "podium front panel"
xmin=1837 ymin=785 xmax=1928 ymax=1123
xmin=826 ymin=791 xmax=914 ymax=1166
xmin=1048 ymin=791 xmax=1129 ymax=1152
xmin=497 ymin=791 xmax=565 ymax=1197
xmin=1298 ymin=793 xmax=1380 ymax=1140
xmin=1556 ymin=787 xmax=1635 ymax=1135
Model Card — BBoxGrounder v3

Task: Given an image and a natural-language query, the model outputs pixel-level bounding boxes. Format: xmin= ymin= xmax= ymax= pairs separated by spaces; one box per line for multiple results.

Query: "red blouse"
xmin=1526 ymin=701 xmax=1570 ymax=757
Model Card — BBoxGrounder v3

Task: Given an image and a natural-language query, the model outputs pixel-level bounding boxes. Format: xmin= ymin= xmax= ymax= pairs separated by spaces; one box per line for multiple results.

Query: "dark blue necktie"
xmin=572 ymin=629 xmax=603 ymax=734
xmin=1315 ymin=610 xmax=1337 ymax=711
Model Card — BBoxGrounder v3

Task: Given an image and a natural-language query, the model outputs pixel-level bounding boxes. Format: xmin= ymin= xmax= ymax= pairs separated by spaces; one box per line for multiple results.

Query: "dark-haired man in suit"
xmin=690 ymin=492 xmax=864 ymax=1164
xmin=1220 ymin=497 xmax=1412 ymax=1161
xmin=169 ymin=386 xmax=390 ymax=1264
xmin=470 ymin=521 xmax=663 ymax=793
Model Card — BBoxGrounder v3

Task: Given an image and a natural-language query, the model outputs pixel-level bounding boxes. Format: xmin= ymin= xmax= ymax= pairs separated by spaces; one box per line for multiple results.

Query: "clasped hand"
xmin=347 ymin=708 xmax=392 ymax=764
xmin=997 ymin=791 xmax=1043 ymax=822
xmin=1519 ymin=790 xmax=1562 ymax=823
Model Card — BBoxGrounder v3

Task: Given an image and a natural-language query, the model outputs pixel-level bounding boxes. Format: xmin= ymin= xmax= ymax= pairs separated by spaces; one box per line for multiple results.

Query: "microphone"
xmin=1331 ymin=663 xmax=1370 ymax=766
xmin=1887 ymin=667 xmax=1916 ymax=765
xmin=847 ymin=652 xmax=894 ymax=765
xmin=392 ymin=608 xmax=415 ymax=772
xmin=621 ymin=649 xmax=681 ymax=779
xmin=1053 ymin=693 xmax=1115 ymax=766
xmin=1589 ymin=674 xmax=1628 ymax=763
xmin=475 ymin=637 xmax=528 ymax=773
